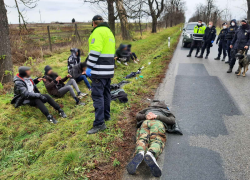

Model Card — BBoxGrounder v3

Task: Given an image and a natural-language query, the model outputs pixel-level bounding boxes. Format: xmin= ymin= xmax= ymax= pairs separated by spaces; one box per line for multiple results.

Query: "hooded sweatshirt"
xmin=115 ymin=44 xmax=130 ymax=59
xmin=68 ymin=48 xmax=81 ymax=71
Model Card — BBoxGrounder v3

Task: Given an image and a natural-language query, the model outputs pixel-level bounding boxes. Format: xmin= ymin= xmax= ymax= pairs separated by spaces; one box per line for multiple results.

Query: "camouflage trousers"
xmin=135 ymin=120 xmax=166 ymax=158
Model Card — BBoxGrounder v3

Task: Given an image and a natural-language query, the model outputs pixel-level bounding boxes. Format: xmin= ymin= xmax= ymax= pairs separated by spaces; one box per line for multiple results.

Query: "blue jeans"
xmin=76 ymin=75 xmax=91 ymax=89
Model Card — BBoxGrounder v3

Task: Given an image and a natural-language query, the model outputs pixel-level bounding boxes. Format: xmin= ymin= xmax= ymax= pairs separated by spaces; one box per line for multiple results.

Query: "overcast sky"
xmin=6 ymin=0 xmax=247 ymax=24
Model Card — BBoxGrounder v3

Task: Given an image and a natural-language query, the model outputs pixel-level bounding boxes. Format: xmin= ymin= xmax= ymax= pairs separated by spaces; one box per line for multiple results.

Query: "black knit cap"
xmin=222 ymin=22 xmax=227 ymax=26
xmin=241 ymin=19 xmax=248 ymax=23
xmin=18 ymin=66 xmax=31 ymax=77
xmin=44 ymin=65 xmax=52 ymax=75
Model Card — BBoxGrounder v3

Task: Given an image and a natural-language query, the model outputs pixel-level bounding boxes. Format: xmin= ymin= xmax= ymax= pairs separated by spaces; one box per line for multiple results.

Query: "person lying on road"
xmin=11 ymin=66 xmax=67 ymax=124
xmin=69 ymin=62 xmax=91 ymax=91
xmin=43 ymin=65 xmax=86 ymax=106
xmin=126 ymin=100 xmax=182 ymax=177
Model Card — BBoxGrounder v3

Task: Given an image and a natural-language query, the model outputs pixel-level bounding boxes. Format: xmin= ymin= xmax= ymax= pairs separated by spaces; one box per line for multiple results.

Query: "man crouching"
xmin=126 ymin=101 xmax=182 ymax=177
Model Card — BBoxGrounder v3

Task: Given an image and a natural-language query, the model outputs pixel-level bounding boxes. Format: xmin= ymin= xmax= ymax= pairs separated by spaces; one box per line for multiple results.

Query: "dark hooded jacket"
xmin=70 ymin=63 xmax=86 ymax=79
xmin=226 ymin=19 xmax=238 ymax=41
xmin=115 ymin=44 xmax=130 ymax=59
xmin=136 ymin=101 xmax=176 ymax=128
xmin=216 ymin=28 xmax=228 ymax=44
xmin=203 ymin=26 xmax=217 ymax=42
xmin=231 ymin=23 xmax=250 ymax=50
xmin=43 ymin=72 xmax=69 ymax=97
xmin=68 ymin=48 xmax=81 ymax=71
xmin=11 ymin=74 xmax=41 ymax=108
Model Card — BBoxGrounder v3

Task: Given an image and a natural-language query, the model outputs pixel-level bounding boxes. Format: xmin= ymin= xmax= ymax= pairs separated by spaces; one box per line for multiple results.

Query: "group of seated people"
xmin=11 ymin=46 xmax=181 ymax=178
xmin=11 ymin=48 xmax=91 ymax=124
xmin=115 ymin=44 xmax=139 ymax=66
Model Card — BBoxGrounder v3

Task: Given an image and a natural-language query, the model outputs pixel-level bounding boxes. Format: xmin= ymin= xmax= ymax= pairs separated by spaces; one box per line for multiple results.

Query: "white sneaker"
xmin=144 ymin=151 xmax=162 ymax=177
xmin=117 ymin=60 xmax=121 ymax=64
xmin=78 ymin=92 xmax=88 ymax=99
xmin=124 ymin=62 xmax=128 ymax=66
xmin=134 ymin=60 xmax=138 ymax=64
xmin=127 ymin=151 xmax=144 ymax=175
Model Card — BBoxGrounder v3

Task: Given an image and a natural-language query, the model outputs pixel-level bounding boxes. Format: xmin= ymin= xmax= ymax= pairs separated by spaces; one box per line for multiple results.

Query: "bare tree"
xmin=146 ymin=0 xmax=165 ymax=33
xmin=247 ymin=0 xmax=250 ymax=20
xmin=84 ymin=0 xmax=117 ymax=35
xmin=0 ymin=0 xmax=12 ymax=84
xmin=0 ymin=0 xmax=38 ymax=84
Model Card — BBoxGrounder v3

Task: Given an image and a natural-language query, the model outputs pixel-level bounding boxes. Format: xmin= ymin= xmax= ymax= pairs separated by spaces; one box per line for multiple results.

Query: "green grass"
xmin=0 ymin=25 xmax=182 ymax=179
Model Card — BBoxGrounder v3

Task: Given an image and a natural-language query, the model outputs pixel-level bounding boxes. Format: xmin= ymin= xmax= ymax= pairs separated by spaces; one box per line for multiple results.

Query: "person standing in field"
xmin=85 ymin=15 xmax=116 ymax=134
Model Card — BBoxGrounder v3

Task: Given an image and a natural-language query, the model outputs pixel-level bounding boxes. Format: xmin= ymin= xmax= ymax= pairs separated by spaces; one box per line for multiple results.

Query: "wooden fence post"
xmin=47 ymin=26 xmax=52 ymax=52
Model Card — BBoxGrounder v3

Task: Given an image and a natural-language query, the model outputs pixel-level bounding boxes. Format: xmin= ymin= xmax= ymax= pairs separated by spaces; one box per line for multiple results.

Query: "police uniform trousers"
xmin=91 ymin=78 xmax=111 ymax=127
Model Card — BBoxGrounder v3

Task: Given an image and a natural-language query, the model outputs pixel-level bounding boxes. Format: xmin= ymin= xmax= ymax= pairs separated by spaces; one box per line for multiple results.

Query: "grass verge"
xmin=0 ymin=24 xmax=182 ymax=180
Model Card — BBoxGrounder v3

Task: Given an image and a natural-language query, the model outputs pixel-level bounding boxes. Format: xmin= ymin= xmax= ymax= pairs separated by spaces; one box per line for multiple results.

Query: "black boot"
xmin=87 ymin=123 xmax=107 ymax=134
xmin=214 ymin=57 xmax=220 ymax=60
xmin=195 ymin=54 xmax=198 ymax=57
xmin=187 ymin=54 xmax=191 ymax=57
xmin=227 ymin=67 xmax=232 ymax=73
xmin=74 ymin=97 xmax=86 ymax=106
xmin=221 ymin=57 xmax=226 ymax=61
xmin=205 ymin=56 xmax=208 ymax=59
xmin=225 ymin=57 xmax=230 ymax=64
xmin=58 ymin=109 xmax=67 ymax=118
xmin=197 ymin=55 xmax=203 ymax=58
xmin=47 ymin=115 xmax=58 ymax=124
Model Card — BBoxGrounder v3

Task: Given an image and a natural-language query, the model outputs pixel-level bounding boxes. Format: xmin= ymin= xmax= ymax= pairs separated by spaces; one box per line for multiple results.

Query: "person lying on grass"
xmin=69 ymin=62 xmax=91 ymax=91
xmin=43 ymin=65 xmax=86 ymax=106
xmin=126 ymin=100 xmax=182 ymax=177
xmin=11 ymin=66 xmax=67 ymax=124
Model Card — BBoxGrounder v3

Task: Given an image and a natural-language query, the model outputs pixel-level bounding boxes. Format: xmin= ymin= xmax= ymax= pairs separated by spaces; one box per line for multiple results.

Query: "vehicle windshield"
xmin=186 ymin=24 xmax=197 ymax=30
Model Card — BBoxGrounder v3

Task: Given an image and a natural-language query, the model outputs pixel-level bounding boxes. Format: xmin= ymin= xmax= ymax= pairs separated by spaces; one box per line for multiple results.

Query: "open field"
xmin=0 ymin=24 xmax=182 ymax=179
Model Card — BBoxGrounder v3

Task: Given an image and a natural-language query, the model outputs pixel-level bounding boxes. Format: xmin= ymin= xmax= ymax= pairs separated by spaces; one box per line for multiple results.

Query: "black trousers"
xmin=227 ymin=40 xmax=233 ymax=61
xmin=130 ymin=53 xmax=137 ymax=60
xmin=230 ymin=48 xmax=249 ymax=69
xmin=91 ymin=78 xmax=111 ymax=127
xmin=189 ymin=40 xmax=202 ymax=55
xmin=28 ymin=94 xmax=60 ymax=117
xmin=200 ymin=41 xmax=212 ymax=56
xmin=218 ymin=40 xmax=227 ymax=58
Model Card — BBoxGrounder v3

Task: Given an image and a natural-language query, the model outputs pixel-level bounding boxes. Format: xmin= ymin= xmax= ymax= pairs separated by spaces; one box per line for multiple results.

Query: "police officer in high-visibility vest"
xmin=86 ymin=15 xmax=115 ymax=134
xmin=187 ymin=20 xmax=206 ymax=57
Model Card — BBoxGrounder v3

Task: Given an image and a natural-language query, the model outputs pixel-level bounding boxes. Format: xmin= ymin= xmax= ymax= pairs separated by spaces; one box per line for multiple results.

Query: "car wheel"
xmin=182 ymin=41 xmax=187 ymax=48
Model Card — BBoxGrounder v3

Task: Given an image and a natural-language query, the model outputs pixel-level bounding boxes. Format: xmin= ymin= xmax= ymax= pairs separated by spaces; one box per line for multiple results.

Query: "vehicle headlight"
xmin=185 ymin=33 xmax=191 ymax=38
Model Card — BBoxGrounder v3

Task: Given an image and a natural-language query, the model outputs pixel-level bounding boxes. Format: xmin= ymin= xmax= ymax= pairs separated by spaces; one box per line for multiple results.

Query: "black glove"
xmin=40 ymin=95 xmax=48 ymax=103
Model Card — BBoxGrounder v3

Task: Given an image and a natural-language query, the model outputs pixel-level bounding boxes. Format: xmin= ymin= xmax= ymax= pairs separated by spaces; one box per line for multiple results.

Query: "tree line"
xmin=0 ymin=0 xmax=185 ymax=84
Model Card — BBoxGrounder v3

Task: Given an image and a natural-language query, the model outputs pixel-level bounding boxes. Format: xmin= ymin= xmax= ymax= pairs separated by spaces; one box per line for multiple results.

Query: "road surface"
xmin=123 ymin=37 xmax=250 ymax=180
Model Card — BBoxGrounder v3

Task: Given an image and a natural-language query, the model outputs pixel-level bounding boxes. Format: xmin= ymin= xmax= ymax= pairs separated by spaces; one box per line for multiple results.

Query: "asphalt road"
xmin=123 ymin=37 xmax=250 ymax=180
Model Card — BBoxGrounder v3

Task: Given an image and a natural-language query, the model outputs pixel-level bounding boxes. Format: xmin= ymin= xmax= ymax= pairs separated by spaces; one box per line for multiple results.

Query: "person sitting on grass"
xmin=11 ymin=66 xmax=67 ymax=124
xmin=70 ymin=62 xmax=91 ymax=91
xmin=43 ymin=65 xmax=86 ymax=106
xmin=127 ymin=44 xmax=140 ymax=63
xmin=68 ymin=48 xmax=81 ymax=72
xmin=126 ymin=100 xmax=182 ymax=177
xmin=115 ymin=44 xmax=131 ymax=66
